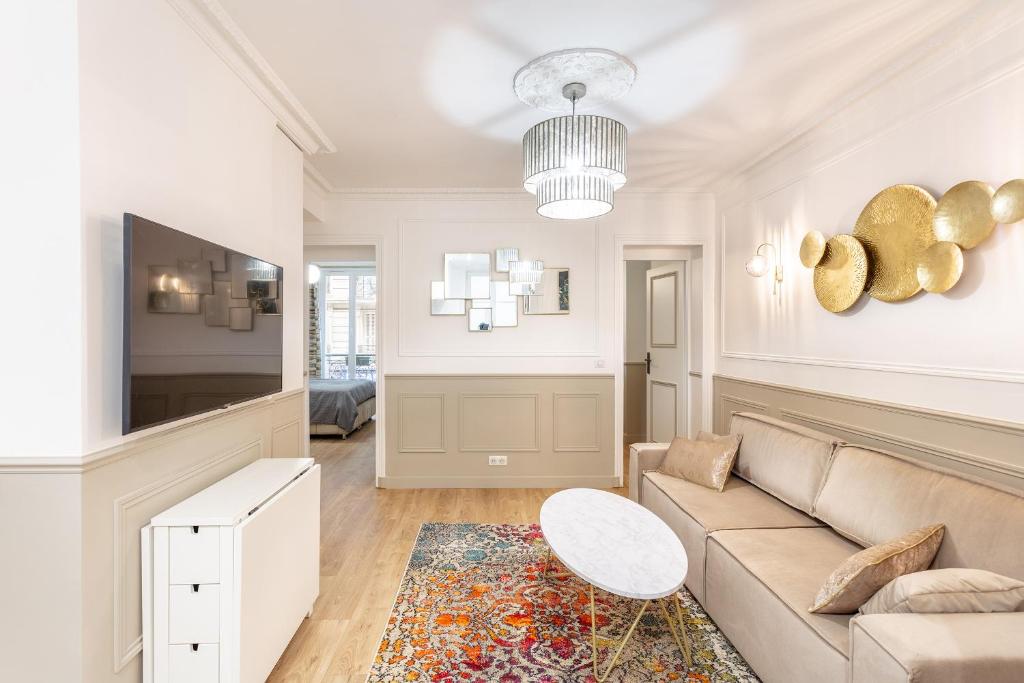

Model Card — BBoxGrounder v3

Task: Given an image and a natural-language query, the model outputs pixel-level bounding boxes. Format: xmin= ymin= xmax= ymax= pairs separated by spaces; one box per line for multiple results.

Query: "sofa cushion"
xmin=641 ymin=473 xmax=822 ymax=606
xmin=860 ymin=568 xmax=1024 ymax=615
xmin=729 ymin=412 xmax=840 ymax=514
xmin=705 ymin=528 xmax=859 ymax=683
xmin=813 ymin=445 xmax=1024 ymax=581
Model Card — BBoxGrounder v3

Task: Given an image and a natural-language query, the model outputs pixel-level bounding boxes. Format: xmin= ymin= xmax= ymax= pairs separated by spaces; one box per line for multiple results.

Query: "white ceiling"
xmin=219 ymin=0 xmax=982 ymax=190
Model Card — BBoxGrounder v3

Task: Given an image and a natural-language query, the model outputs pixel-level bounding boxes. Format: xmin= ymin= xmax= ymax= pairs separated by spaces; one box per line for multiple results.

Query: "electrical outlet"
xmin=488 ymin=455 xmax=508 ymax=466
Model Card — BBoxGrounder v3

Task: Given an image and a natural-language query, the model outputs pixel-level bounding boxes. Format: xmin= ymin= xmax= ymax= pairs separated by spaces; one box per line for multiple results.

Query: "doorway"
xmin=621 ymin=247 xmax=704 ymax=452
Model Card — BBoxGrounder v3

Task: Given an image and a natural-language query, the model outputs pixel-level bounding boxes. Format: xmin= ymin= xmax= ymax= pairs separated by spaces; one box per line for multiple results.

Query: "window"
xmin=316 ymin=267 xmax=376 ymax=381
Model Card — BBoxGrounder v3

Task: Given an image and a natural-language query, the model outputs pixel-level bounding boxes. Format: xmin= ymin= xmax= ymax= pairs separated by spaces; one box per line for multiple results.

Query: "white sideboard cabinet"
xmin=142 ymin=458 xmax=320 ymax=683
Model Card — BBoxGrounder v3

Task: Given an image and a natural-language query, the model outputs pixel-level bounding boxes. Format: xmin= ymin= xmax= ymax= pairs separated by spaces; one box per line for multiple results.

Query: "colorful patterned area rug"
xmin=367 ymin=523 xmax=758 ymax=682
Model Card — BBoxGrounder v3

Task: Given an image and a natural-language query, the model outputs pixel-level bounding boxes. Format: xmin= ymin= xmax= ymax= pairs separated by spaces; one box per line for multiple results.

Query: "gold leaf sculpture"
xmin=934 ymin=181 xmax=996 ymax=249
xmin=799 ymin=230 xmax=827 ymax=268
xmin=852 ymin=184 xmax=937 ymax=302
xmin=814 ymin=235 xmax=868 ymax=313
xmin=991 ymin=179 xmax=1024 ymax=224
xmin=916 ymin=242 xmax=963 ymax=294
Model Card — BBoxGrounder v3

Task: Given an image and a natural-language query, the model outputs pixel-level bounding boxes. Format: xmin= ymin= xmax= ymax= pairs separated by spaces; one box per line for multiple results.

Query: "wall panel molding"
xmin=270 ymin=419 xmax=302 ymax=456
xmin=459 ymin=393 xmax=541 ymax=452
xmin=398 ymin=393 xmax=446 ymax=453
xmin=553 ymin=393 xmax=601 ymax=452
xmin=111 ymin=438 xmax=263 ymax=671
xmin=713 ymin=374 xmax=1024 ymax=490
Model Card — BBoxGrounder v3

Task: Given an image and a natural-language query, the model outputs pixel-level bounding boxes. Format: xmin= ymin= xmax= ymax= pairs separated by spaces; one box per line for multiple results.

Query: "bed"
xmin=308 ymin=379 xmax=376 ymax=437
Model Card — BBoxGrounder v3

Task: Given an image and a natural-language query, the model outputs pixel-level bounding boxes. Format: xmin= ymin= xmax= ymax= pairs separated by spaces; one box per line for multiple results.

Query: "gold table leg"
xmin=673 ymin=592 xmax=693 ymax=668
xmin=542 ymin=545 xmax=552 ymax=579
xmin=589 ymin=584 xmax=650 ymax=683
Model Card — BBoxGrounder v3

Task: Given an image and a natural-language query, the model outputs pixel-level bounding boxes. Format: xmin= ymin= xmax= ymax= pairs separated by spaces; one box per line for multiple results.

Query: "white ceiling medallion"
xmin=515 ymin=49 xmax=636 ymax=220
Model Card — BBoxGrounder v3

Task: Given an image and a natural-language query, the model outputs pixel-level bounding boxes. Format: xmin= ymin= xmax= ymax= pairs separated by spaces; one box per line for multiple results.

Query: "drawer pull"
xmin=191 ymin=643 xmax=199 ymax=652
xmin=192 ymin=525 xmax=199 ymax=534
xmin=192 ymin=584 xmax=199 ymax=593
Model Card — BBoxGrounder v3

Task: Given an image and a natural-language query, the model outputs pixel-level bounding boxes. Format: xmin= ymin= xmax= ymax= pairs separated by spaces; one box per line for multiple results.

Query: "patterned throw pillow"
xmin=657 ymin=432 xmax=742 ymax=491
xmin=809 ymin=523 xmax=945 ymax=614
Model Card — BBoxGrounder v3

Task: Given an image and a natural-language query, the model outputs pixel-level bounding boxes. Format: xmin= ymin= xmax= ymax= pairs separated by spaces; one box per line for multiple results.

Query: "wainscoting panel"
xmin=398 ymin=394 xmax=446 ymax=452
xmin=383 ymin=374 xmax=615 ymax=488
xmin=713 ymin=375 xmax=1024 ymax=491
xmin=74 ymin=389 xmax=305 ymax=679
xmin=460 ymin=394 xmax=540 ymax=452
xmin=623 ymin=362 xmax=646 ymax=444
xmin=553 ymin=394 xmax=601 ymax=452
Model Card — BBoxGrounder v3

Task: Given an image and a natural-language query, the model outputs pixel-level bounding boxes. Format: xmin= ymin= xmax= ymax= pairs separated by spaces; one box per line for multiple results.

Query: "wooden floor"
xmin=267 ymin=421 xmax=629 ymax=683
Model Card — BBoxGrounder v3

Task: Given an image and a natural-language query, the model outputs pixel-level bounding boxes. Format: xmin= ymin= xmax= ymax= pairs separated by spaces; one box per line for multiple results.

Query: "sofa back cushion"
xmin=728 ymin=412 xmax=840 ymax=514
xmin=813 ymin=445 xmax=1024 ymax=581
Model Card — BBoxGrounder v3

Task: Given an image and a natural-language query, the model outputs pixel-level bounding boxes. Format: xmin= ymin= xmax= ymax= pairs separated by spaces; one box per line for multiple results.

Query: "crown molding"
xmin=165 ymin=0 xmax=335 ymax=155
xmin=303 ymin=162 xmax=335 ymax=195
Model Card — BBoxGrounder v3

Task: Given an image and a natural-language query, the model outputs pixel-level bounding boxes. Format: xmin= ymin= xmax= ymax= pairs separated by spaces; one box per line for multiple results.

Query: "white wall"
xmin=716 ymin=12 xmax=1024 ymax=424
xmin=1 ymin=1 xmax=308 ymax=682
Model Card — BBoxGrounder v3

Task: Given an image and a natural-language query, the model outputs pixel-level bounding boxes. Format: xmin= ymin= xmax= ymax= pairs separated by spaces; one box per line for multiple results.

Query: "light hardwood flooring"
xmin=267 ymin=420 xmax=630 ymax=683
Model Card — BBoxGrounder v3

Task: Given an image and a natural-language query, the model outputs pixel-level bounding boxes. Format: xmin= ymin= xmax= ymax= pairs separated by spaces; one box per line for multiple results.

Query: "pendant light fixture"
xmin=515 ymin=49 xmax=635 ymax=220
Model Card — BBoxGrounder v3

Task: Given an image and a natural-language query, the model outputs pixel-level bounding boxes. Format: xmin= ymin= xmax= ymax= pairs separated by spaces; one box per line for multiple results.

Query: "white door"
xmin=646 ymin=263 xmax=687 ymax=443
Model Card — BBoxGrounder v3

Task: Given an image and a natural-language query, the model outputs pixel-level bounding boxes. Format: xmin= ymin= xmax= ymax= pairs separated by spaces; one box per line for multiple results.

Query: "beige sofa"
xmin=629 ymin=412 xmax=1024 ymax=683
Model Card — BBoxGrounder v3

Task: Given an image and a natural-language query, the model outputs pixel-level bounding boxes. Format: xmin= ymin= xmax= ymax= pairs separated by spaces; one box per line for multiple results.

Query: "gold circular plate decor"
xmin=853 ymin=184 xmax=937 ymax=302
xmin=916 ymin=241 xmax=963 ymax=294
xmin=814 ymin=235 xmax=868 ymax=313
xmin=991 ymin=179 xmax=1024 ymax=224
xmin=800 ymin=231 xmax=827 ymax=268
xmin=934 ymin=180 xmax=996 ymax=249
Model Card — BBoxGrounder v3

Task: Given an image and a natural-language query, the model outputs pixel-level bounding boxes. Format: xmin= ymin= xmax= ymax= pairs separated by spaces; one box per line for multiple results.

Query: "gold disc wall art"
xmin=799 ymin=230 xmax=827 ymax=268
xmin=916 ymin=241 xmax=963 ymax=294
xmin=933 ymin=180 xmax=996 ymax=249
xmin=991 ymin=179 xmax=1024 ymax=224
xmin=852 ymin=184 xmax=937 ymax=302
xmin=814 ymin=235 xmax=868 ymax=313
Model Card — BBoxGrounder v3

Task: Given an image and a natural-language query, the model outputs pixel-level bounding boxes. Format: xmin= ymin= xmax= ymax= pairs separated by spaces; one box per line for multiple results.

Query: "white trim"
xmin=302 ymin=234 xmax=386 ymax=484
xmin=303 ymin=162 xmax=335 ymax=194
xmin=325 ymin=187 xmax=710 ymax=198
xmin=165 ymin=0 xmax=335 ymax=155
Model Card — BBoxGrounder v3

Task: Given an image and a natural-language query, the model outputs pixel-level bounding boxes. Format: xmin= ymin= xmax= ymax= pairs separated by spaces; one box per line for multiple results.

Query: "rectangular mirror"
xmin=431 ymin=281 xmax=466 ymax=315
xmin=444 ymin=253 xmax=491 ymax=299
xmin=508 ymin=259 xmax=544 ymax=295
xmin=468 ymin=308 xmax=493 ymax=332
xmin=492 ymin=281 xmax=518 ymax=327
xmin=523 ymin=267 xmax=570 ymax=315
xmin=495 ymin=247 xmax=519 ymax=273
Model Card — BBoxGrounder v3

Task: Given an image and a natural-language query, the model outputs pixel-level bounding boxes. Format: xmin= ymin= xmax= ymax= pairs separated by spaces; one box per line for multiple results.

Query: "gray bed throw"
xmin=309 ymin=379 xmax=376 ymax=430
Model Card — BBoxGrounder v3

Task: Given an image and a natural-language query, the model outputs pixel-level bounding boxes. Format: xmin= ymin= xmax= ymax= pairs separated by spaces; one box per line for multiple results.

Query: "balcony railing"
xmin=324 ymin=353 xmax=376 ymax=382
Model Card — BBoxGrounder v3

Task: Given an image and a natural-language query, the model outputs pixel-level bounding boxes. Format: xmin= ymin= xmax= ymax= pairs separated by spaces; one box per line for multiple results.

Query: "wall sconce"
xmin=745 ymin=242 xmax=783 ymax=294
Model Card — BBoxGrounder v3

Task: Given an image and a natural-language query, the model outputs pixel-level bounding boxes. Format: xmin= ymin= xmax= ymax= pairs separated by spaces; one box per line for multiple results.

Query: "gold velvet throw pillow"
xmin=657 ymin=432 xmax=741 ymax=491
xmin=809 ymin=523 xmax=945 ymax=614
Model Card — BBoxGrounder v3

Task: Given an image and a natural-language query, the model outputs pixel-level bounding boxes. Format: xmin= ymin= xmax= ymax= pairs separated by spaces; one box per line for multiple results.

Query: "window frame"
xmin=317 ymin=265 xmax=376 ymax=380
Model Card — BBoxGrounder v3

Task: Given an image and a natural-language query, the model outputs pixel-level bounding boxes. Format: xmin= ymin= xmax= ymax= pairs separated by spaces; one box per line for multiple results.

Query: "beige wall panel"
xmin=554 ymin=394 xmax=601 ymax=452
xmin=460 ymin=394 xmax=540 ymax=452
xmin=713 ymin=375 xmax=1024 ymax=492
xmin=383 ymin=375 xmax=615 ymax=487
xmin=72 ymin=389 xmax=304 ymax=682
xmin=398 ymin=394 xmax=446 ymax=452
xmin=623 ymin=363 xmax=647 ymax=444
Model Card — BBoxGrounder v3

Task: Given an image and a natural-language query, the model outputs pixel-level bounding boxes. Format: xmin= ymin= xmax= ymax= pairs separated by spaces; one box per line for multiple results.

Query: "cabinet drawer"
xmin=169 ymin=584 xmax=220 ymax=644
xmin=169 ymin=526 xmax=220 ymax=584
xmin=168 ymin=643 xmax=219 ymax=683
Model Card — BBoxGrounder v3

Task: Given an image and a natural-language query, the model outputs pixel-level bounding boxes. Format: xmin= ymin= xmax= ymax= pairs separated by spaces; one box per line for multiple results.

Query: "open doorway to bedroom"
xmin=305 ymin=245 xmax=378 ymax=455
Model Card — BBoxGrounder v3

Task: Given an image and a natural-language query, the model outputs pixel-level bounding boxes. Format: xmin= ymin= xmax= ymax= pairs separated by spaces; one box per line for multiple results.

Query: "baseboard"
xmin=377 ymin=475 xmax=620 ymax=489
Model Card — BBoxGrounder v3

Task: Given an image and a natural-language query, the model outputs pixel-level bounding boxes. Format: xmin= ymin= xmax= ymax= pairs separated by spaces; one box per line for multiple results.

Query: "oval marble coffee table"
xmin=539 ymin=488 xmax=692 ymax=681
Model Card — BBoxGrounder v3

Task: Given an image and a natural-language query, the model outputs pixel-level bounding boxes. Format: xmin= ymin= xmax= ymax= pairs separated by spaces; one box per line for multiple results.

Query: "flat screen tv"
xmin=122 ymin=214 xmax=283 ymax=434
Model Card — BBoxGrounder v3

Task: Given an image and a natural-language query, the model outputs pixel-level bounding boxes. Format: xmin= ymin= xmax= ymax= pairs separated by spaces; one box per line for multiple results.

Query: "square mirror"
xmin=508 ymin=259 xmax=544 ymax=295
xmin=430 ymin=281 xmax=466 ymax=315
xmin=523 ymin=268 xmax=570 ymax=315
xmin=444 ymin=253 xmax=491 ymax=299
xmin=495 ymin=247 xmax=519 ymax=273
xmin=492 ymin=281 xmax=518 ymax=327
xmin=468 ymin=308 xmax=493 ymax=332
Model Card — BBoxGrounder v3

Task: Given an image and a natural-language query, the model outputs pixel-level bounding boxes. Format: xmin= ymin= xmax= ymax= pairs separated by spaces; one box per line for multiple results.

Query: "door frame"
xmin=613 ymin=235 xmax=716 ymax=486
xmin=305 ymin=234 xmax=386 ymax=486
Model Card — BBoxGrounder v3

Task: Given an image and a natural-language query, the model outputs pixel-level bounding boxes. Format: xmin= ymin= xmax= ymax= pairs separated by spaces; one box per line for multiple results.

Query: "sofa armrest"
xmin=850 ymin=613 xmax=1024 ymax=683
xmin=628 ymin=443 xmax=669 ymax=503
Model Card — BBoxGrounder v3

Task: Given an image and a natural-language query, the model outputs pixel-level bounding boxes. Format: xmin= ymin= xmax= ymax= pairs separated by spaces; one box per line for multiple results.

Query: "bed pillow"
xmin=860 ymin=568 xmax=1024 ymax=615
xmin=657 ymin=433 xmax=741 ymax=491
xmin=809 ymin=523 xmax=945 ymax=614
